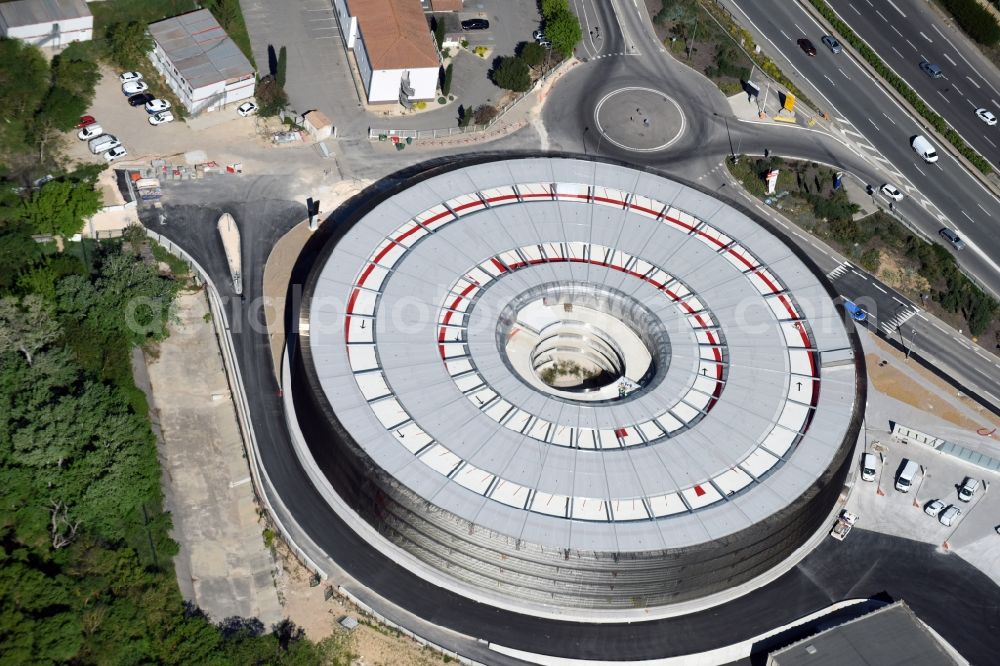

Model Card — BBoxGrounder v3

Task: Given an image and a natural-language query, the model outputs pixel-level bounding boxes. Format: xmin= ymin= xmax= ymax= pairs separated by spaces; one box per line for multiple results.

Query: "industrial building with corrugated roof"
xmin=146 ymin=9 xmax=255 ymax=115
xmin=332 ymin=0 xmax=440 ymax=105
xmin=0 ymin=0 xmax=92 ymax=47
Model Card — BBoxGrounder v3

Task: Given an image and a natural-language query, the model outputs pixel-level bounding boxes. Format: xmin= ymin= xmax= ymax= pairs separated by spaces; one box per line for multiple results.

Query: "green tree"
xmin=255 ymin=74 xmax=288 ymax=117
xmin=0 ymin=39 xmax=49 ymax=157
xmin=0 ymin=295 xmax=60 ymax=366
xmin=20 ymin=180 xmax=102 ymax=237
xmin=0 ymin=221 xmax=43 ymax=290
xmin=277 ymin=45 xmax=288 ymax=88
xmin=492 ymin=56 xmax=531 ymax=92
xmin=540 ymin=0 xmax=570 ymax=18
xmin=107 ymin=21 xmax=153 ymax=69
xmin=207 ymin=0 xmax=239 ymax=30
xmin=441 ymin=63 xmax=454 ymax=96
xmin=544 ymin=9 xmax=582 ymax=57
xmin=519 ymin=41 xmax=546 ymax=68
xmin=433 ymin=16 xmax=446 ymax=49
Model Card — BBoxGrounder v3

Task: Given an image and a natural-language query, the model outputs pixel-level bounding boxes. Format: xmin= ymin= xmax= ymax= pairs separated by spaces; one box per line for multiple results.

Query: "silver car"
xmin=821 ymin=35 xmax=842 ymax=54
xmin=939 ymin=505 xmax=961 ymax=527
xmin=923 ymin=499 xmax=945 ymax=517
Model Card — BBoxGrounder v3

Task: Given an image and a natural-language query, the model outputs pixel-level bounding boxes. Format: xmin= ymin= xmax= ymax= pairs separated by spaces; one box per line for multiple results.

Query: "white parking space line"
xmin=977 ymin=203 xmax=991 ymax=216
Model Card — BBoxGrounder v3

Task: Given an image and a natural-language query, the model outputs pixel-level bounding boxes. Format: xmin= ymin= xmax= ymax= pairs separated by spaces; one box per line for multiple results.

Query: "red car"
xmin=797 ymin=39 xmax=817 ymax=56
xmin=75 ymin=115 xmax=96 ymax=129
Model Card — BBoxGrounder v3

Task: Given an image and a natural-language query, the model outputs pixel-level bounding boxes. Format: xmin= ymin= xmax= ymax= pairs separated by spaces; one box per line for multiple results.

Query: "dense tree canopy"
xmin=20 ymin=179 xmax=103 ymax=237
xmin=493 ymin=56 xmax=532 ymax=92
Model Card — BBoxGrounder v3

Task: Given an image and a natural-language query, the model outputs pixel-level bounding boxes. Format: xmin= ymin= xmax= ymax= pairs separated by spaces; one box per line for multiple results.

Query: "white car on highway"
xmin=880 ymin=184 xmax=903 ymax=201
xmin=976 ymin=108 xmax=997 ymax=126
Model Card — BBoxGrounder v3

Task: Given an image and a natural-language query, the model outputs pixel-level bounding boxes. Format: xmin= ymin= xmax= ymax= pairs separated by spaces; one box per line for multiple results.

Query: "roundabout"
xmin=592 ymin=87 xmax=686 ymax=152
xmin=289 ymin=156 xmax=863 ymax=614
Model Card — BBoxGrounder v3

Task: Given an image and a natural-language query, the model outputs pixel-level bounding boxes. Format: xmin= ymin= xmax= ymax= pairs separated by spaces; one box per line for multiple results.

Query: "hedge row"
xmin=809 ymin=0 xmax=993 ymax=175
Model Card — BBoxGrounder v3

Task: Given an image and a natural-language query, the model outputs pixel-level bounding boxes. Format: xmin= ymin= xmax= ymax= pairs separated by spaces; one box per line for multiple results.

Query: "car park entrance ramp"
xmin=288 ymin=157 xmax=865 ymax=612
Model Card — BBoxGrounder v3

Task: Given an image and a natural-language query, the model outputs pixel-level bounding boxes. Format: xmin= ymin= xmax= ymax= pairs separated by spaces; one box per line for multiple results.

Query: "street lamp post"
xmin=714 ymin=112 xmax=736 ymax=161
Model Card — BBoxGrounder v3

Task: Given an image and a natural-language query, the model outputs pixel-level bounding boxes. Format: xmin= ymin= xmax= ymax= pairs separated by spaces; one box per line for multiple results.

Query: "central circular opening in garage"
xmin=497 ymin=283 xmax=669 ymax=402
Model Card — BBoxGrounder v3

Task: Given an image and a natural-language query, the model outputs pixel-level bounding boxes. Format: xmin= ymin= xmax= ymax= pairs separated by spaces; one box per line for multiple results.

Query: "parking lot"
xmin=846 ymin=436 xmax=1000 ymax=577
xmin=66 ymin=65 xmax=297 ymax=173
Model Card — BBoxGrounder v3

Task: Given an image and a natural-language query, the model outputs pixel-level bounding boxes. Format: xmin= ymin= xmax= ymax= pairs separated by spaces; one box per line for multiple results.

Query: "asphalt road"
xmin=138 ymin=171 xmax=1000 ymax=664
xmin=828 ymin=0 xmax=1000 ymax=167
xmin=727 ymin=0 xmax=1000 ymax=301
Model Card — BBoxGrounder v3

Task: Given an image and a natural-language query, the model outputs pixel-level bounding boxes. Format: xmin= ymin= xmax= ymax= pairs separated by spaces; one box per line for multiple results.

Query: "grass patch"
xmin=90 ymin=0 xmax=197 ymax=34
xmin=150 ymin=239 xmax=192 ymax=280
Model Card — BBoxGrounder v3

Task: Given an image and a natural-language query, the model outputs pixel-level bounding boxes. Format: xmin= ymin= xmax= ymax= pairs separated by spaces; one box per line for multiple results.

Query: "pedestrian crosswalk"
xmin=879 ymin=307 xmax=917 ymax=336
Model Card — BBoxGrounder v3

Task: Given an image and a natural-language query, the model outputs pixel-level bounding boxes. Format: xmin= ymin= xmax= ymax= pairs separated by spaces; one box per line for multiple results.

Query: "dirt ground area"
xmin=865 ymin=335 xmax=1000 ymax=433
xmin=272 ymin=540 xmax=451 ymax=666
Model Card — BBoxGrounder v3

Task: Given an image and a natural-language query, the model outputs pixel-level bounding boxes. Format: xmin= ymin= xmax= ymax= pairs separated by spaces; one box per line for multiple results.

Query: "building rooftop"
xmin=147 ymin=9 xmax=254 ymax=89
xmin=348 ymin=0 xmax=439 ymax=70
xmin=0 ymin=0 xmax=91 ymax=27
xmin=768 ymin=601 xmax=960 ymax=666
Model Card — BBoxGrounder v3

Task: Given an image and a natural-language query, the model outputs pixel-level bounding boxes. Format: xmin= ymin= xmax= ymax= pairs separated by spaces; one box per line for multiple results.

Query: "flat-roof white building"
xmin=0 ymin=0 xmax=92 ymax=47
xmin=147 ymin=9 xmax=255 ymax=115
xmin=332 ymin=0 xmax=439 ymax=106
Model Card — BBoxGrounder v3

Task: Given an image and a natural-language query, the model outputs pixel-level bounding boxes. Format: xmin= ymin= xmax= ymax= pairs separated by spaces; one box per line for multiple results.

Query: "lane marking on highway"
xmin=965 ymin=75 xmax=981 ymax=89
xmin=951 ymin=36 xmax=1000 ymax=98
xmin=952 ymin=83 xmax=963 ymax=97
xmin=868 ymin=118 xmax=880 ymax=131
xmin=839 ymin=68 xmax=850 ymax=80
xmin=873 ymin=284 xmax=887 ymax=294
xmin=916 ymin=312 xmax=928 ymax=321
xmin=891 ymin=45 xmax=904 ymax=59
xmin=977 ymin=203 xmax=991 ymax=216
xmin=850 ymin=3 xmax=862 ymax=16
xmin=906 ymin=39 xmax=917 ymax=50
xmin=966 ymin=98 xmax=979 ymax=109
xmin=780 ymin=29 xmax=790 ymax=41
xmin=943 ymin=52 xmax=958 ymax=67
xmin=985 ymin=136 xmax=998 ymax=148
xmin=892 ymin=296 xmax=907 ymax=306
xmin=891 ymin=26 xmax=903 ymax=38
xmin=937 ymin=91 xmax=951 ymax=105
xmin=961 ymin=210 xmax=975 ymax=224
xmin=875 ymin=10 xmax=888 ymax=22
xmin=824 ymin=74 xmax=836 ymax=86
xmin=835 ymin=117 xmax=850 ymax=123
xmin=882 ymin=112 xmax=896 ymax=125
xmin=794 ymin=23 xmax=805 ymax=34
xmin=887 ymin=0 xmax=907 ymax=17
xmin=920 ymin=31 xmax=933 ymax=43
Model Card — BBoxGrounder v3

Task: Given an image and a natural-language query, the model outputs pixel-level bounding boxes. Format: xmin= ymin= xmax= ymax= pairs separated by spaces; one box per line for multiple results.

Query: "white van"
xmin=958 ymin=477 xmax=980 ymax=502
xmin=911 ymin=135 xmax=939 ymax=163
xmin=860 ymin=453 xmax=878 ymax=482
xmin=88 ymin=134 xmax=119 ymax=154
xmin=895 ymin=459 xmax=919 ymax=492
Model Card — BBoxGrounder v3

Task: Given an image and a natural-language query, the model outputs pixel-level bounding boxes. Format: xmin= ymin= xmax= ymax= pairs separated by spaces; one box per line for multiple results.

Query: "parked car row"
xmin=119 ymin=72 xmax=175 ymax=125
xmin=76 ymin=115 xmax=127 ymax=161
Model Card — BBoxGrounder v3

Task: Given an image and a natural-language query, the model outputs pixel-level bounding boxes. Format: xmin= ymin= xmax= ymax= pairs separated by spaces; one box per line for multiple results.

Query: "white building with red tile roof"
xmin=333 ymin=0 xmax=440 ymax=105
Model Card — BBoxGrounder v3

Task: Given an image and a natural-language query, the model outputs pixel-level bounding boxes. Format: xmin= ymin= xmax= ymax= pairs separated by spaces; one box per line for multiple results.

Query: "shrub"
xmin=414 ymin=100 xmax=427 ymax=110
xmin=473 ymin=104 xmax=498 ymax=125
xmin=519 ymin=41 xmax=546 ymax=68
xmin=433 ymin=16 xmax=445 ymax=49
xmin=859 ymin=248 xmax=880 ymax=273
xmin=544 ymin=8 xmax=582 ymax=57
xmin=939 ymin=0 xmax=1000 ymax=45
xmin=493 ymin=56 xmax=531 ymax=92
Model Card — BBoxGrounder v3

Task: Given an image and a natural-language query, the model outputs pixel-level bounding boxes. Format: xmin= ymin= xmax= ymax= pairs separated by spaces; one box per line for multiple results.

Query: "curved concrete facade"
xmin=290 ymin=157 xmax=864 ymax=610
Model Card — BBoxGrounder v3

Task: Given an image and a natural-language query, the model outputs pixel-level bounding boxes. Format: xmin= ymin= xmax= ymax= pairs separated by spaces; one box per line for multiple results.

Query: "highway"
xmin=828 ymin=0 xmax=1000 ymax=167
xmin=728 ymin=0 xmax=1000 ymax=301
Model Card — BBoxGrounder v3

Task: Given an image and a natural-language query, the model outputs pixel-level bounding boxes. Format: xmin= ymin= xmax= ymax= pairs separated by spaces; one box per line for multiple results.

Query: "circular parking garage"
xmin=288 ymin=157 xmax=864 ymax=612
